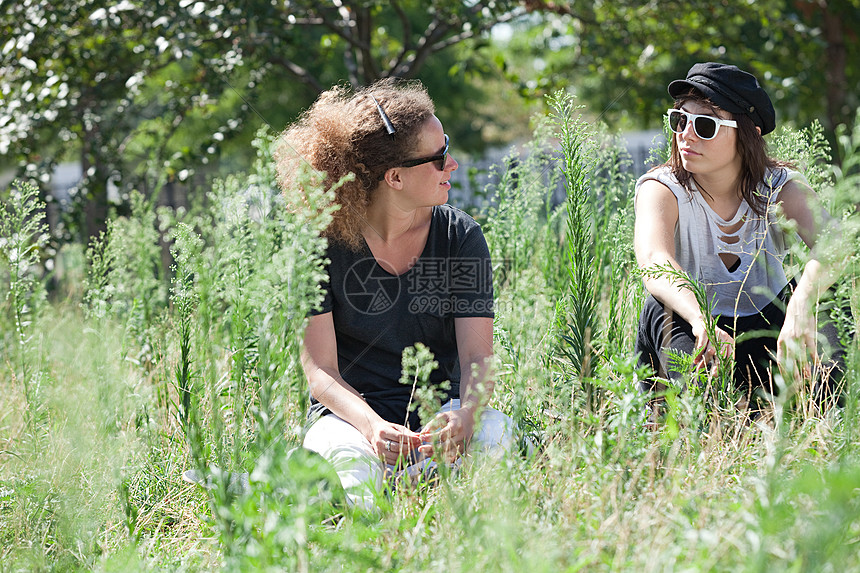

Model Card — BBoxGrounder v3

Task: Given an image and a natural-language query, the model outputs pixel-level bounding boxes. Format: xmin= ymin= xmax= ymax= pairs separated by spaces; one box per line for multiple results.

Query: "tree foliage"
xmin=2 ymin=0 xmax=857 ymax=245
xmin=0 ymin=0 xmax=525 ymax=241
xmin=504 ymin=0 xmax=860 ymax=139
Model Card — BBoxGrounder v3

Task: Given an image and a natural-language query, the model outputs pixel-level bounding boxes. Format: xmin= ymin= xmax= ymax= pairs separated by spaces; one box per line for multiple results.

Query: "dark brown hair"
xmin=276 ymin=79 xmax=435 ymax=249
xmin=667 ymin=91 xmax=791 ymax=216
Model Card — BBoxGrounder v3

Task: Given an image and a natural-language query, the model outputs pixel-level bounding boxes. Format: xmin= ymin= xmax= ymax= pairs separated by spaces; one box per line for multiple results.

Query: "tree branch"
xmin=388 ymin=16 xmax=447 ymax=78
xmin=389 ymin=4 xmax=524 ymax=78
xmin=431 ymin=8 xmax=523 ymax=52
xmin=392 ymin=0 xmax=412 ymax=51
xmin=268 ymin=54 xmax=325 ymax=93
xmin=308 ymin=1 xmax=372 ymax=52
xmin=355 ymin=4 xmax=380 ymax=84
xmin=521 ymin=0 xmax=574 ymax=15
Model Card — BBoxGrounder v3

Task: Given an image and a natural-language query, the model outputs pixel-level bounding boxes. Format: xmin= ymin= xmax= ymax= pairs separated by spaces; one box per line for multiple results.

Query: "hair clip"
xmin=370 ymin=95 xmax=396 ymax=135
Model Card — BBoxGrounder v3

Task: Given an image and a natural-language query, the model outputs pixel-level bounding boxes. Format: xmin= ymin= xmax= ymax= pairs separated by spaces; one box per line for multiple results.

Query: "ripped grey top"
xmin=635 ymin=165 xmax=806 ymax=317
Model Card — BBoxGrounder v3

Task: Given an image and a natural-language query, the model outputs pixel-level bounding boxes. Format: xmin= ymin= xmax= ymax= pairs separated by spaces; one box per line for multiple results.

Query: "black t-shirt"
xmin=310 ymin=204 xmax=494 ymax=429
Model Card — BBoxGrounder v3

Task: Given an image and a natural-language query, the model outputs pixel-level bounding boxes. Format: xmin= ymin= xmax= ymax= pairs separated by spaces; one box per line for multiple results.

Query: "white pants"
xmin=303 ymin=399 xmax=515 ymax=510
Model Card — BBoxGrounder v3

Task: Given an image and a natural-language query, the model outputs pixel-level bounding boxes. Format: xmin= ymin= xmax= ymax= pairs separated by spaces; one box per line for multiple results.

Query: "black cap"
xmin=668 ymin=62 xmax=776 ymax=135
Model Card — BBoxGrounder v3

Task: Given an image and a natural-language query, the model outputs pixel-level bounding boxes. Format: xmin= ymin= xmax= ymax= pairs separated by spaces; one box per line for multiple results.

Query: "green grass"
xmin=1 ymin=106 xmax=859 ymax=571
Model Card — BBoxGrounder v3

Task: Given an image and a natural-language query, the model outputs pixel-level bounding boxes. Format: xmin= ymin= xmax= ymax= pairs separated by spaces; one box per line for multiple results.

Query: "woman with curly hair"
xmin=634 ymin=62 xmax=847 ymax=414
xmin=277 ymin=79 xmax=513 ymax=509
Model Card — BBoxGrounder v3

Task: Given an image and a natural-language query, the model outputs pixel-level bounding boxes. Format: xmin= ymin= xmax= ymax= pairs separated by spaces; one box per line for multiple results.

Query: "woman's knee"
xmin=472 ymin=408 xmax=515 ymax=456
xmin=303 ymin=415 xmax=384 ymax=506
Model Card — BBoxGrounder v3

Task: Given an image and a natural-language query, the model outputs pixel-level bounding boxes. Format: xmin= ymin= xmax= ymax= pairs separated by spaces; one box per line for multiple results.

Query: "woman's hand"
xmin=777 ymin=298 xmax=817 ymax=377
xmin=369 ymin=421 xmax=423 ymax=466
xmin=418 ymin=408 xmax=476 ymax=463
xmin=692 ymin=319 xmax=734 ymax=377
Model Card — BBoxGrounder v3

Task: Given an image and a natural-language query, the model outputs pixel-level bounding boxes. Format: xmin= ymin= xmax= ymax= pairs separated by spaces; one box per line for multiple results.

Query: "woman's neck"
xmin=691 ymin=171 xmax=742 ymax=202
xmin=363 ymin=202 xmax=429 ymax=245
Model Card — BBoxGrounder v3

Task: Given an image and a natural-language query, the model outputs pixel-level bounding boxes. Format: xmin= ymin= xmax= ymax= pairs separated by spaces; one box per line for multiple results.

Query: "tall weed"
xmin=547 ymin=91 xmax=600 ymax=407
xmin=83 ymin=190 xmax=168 ymax=367
xmin=0 ymin=180 xmax=49 ymax=445
xmin=589 ymin=129 xmax=639 ymax=359
xmin=169 ymin=222 xmax=204 ymax=460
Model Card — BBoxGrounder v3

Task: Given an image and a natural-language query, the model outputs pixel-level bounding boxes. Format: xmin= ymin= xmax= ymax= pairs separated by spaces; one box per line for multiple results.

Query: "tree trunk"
xmin=81 ymin=135 xmax=109 ymax=242
xmin=821 ymin=4 xmax=847 ymax=135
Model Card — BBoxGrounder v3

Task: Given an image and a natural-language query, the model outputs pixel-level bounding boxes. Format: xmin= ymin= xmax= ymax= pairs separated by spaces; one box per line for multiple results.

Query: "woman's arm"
xmin=302 ymin=312 xmax=421 ymax=463
xmin=419 ymin=315 xmax=494 ymax=462
xmin=775 ymin=179 xmax=842 ymax=365
xmin=634 ymin=179 xmax=733 ymax=368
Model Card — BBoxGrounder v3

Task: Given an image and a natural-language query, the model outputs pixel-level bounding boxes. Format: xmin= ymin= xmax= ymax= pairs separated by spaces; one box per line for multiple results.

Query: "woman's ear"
xmin=382 ymin=167 xmax=404 ymax=190
xmin=756 ymin=126 xmax=762 ymax=136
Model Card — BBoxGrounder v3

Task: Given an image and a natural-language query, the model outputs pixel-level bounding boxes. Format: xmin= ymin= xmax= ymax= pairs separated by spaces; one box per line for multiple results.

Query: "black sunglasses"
xmin=396 ymin=134 xmax=449 ymax=172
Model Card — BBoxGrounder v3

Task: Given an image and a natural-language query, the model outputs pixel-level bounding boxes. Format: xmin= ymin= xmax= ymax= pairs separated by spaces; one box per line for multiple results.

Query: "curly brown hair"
xmin=276 ymin=78 xmax=435 ymax=249
xmin=667 ymin=91 xmax=791 ymax=216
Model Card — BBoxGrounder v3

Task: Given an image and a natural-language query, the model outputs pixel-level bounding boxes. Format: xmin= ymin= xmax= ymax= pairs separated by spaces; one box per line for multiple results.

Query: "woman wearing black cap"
xmin=634 ymin=62 xmax=845 ymax=411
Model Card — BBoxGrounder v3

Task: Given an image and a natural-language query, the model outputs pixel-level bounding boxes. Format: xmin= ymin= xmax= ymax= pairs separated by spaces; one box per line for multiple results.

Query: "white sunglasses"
xmin=667 ymin=108 xmax=737 ymax=140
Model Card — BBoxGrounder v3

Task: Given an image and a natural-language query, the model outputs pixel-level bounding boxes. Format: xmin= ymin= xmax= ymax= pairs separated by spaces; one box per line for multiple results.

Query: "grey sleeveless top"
xmin=635 ymin=166 xmax=806 ymax=317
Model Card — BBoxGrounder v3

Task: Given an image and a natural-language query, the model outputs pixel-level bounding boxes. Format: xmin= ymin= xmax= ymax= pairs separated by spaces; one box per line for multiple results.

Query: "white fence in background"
xmin=448 ymin=129 xmax=666 ymax=209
